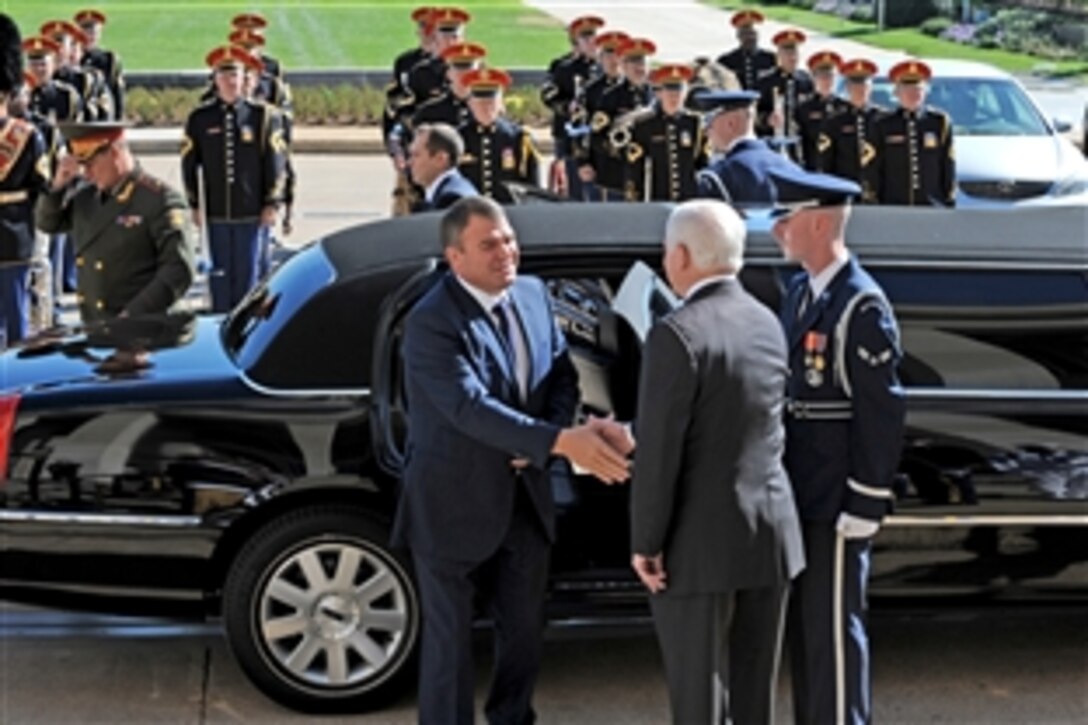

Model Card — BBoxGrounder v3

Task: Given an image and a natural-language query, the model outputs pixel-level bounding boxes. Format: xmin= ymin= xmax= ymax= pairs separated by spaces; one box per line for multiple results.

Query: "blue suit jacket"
xmin=697 ymin=138 xmax=799 ymax=205
xmin=412 ymin=169 xmax=479 ymax=213
xmin=391 ymin=272 xmax=580 ymax=563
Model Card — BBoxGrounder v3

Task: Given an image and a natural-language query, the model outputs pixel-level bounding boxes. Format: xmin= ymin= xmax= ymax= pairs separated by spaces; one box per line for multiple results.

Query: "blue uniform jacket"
xmin=780 ymin=256 xmax=906 ymax=523
xmin=391 ymin=272 xmax=579 ymax=563
xmin=696 ymin=137 xmax=798 ymax=205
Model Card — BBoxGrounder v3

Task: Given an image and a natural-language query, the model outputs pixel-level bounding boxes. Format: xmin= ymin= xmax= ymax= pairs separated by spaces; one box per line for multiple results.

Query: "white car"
xmin=860 ymin=59 xmax=1088 ymax=207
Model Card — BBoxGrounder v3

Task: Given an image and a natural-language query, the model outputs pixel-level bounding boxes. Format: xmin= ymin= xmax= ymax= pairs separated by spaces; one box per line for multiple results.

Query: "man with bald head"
xmin=630 ymin=200 xmax=805 ymax=724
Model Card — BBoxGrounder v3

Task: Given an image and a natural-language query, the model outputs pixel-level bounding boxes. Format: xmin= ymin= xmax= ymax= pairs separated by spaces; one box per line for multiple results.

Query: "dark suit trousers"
xmin=412 ymin=483 xmax=550 ymax=725
xmin=650 ymin=585 xmax=789 ymax=724
xmin=788 ymin=523 xmax=872 ymax=725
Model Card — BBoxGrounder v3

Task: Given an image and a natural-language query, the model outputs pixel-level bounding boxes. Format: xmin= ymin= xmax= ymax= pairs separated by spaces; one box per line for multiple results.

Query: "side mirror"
xmin=1052 ymin=116 xmax=1073 ymax=134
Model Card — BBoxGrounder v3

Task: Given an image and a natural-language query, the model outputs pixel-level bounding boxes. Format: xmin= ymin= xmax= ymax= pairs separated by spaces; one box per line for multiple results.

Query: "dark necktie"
xmin=492 ymin=300 xmax=516 ymax=367
xmin=797 ymin=285 xmax=813 ymax=320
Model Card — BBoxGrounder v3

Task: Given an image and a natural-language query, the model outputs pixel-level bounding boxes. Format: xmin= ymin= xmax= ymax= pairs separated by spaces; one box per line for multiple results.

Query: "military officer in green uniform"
xmin=623 ymin=64 xmax=707 ymax=201
xmin=35 ymin=122 xmax=195 ymax=324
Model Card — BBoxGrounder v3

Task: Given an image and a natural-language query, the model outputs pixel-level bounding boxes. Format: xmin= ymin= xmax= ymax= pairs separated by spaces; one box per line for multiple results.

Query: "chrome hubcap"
xmin=259 ymin=542 xmax=412 ymax=688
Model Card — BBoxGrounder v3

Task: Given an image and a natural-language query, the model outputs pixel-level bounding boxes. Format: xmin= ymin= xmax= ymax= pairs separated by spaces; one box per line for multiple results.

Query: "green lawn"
xmin=707 ymin=2 xmax=1088 ymax=77
xmin=0 ymin=0 xmax=571 ymax=70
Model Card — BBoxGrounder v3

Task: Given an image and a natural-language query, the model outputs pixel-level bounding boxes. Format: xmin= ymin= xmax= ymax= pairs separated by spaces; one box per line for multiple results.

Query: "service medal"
xmin=805 ymin=367 xmax=823 ymax=387
xmin=502 ymin=148 xmax=516 ymax=170
xmin=241 ymin=126 xmax=254 ymax=143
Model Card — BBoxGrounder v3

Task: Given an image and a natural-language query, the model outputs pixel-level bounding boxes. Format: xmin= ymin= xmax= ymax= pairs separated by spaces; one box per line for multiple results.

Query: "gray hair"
xmin=664 ymin=200 xmax=746 ymax=273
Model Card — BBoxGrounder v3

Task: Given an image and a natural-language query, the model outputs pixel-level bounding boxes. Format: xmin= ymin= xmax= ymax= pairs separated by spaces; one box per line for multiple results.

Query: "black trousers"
xmin=788 ymin=522 xmax=872 ymax=725
xmin=411 ymin=484 xmax=550 ymax=725
xmin=650 ymin=584 xmax=789 ymax=724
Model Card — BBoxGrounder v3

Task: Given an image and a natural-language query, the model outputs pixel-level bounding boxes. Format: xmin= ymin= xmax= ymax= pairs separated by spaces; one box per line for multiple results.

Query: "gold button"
xmin=76 ymin=257 xmax=84 ymax=267
xmin=95 ymin=261 xmax=104 ymax=271
xmin=96 ymin=300 xmax=104 ymax=310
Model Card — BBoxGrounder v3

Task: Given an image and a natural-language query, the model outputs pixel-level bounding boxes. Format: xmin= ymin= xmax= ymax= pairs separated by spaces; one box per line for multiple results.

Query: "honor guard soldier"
xmin=181 ymin=46 xmax=287 ymax=312
xmin=74 ymin=9 xmax=125 ymax=119
xmin=716 ymin=11 xmax=775 ymax=91
xmin=685 ymin=56 xmax=740 ymax=111
xmin=768 ymin=165 xmax=905 ymax=725
xmin=574 ymin=30 xmax=629 ymax=201
xmin=412 ymin=41 xmax=485 ymax=130
xmin=874 ymin=60 xmax=955 ymax=207
xmin=406 ymin=7 xmax=470 ymax=116
xmin=457 ymin=67 xmax=540 ymax=203
xmin=230 ymin=13 xmax=282 ymax=79
xmin=591 ymin=37 xmax=655 ymax=202
xmin=0 ymin=15 xmax=49 ymax=345
xmin=36 ymin=121 xmax=196 ymax=325
xmin=623 ymin=65 xmax=707 ymax=202
xmin=230 ymin=28 xmax=292 ymax=112
xmin=23 ymin=36 xmax=82 ymax=123
xmin=755 ymin=29 xmax=814 ymax=163
xmin=40 ymin=20 xmax=110 ymax=120
xmin=384 ymin=7 xmax=436 ymax=150
xmin=541 ymin=14 xmax=603 ymax=199
xmin=818 ymin=58 xmax=885 ymax=203
xmin=796 ymin=51 xmax=848 ymax=171
xmin=694 ymin=89 xmax=798 ymax=204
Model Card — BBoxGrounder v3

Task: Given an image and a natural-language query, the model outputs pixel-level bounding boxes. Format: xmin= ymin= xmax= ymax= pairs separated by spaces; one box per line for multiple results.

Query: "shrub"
xmin=885 ymin=0 xmax=938 ymax=28
xmin=920 ymin=16 xmax=955 ymax=36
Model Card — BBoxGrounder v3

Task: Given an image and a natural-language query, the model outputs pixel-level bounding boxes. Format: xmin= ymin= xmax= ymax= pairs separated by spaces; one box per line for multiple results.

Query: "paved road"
xmin=1 ymin=602 xmax=1085 ymax=723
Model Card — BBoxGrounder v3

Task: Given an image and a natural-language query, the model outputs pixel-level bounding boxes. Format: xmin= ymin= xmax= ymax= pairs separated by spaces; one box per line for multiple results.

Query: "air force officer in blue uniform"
xmin=694 ymin=89 xmax=799 ymax=205
xmin=392 ymin=196 xmax=631 ymax=725
xmin=769 ymin=167 xmax=906 ymax=725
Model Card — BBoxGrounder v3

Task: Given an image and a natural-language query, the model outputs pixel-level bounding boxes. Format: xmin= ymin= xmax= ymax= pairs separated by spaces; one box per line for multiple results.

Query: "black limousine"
xmin=1 ymin=203 xmax=1085 ymax=712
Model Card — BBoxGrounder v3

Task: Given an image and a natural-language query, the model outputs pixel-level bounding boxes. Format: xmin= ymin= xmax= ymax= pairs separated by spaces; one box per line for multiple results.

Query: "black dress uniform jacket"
xmin=55 ymin=65 xmax=111 ymax=120
xmin=780 ymin=257 xmax=906 ymax=522
xmin=575 ymin=73 xmax=621 ymax=188
xmin=457 ymin=117 xmax=540 ymax=204
xmin=874 ymin=106 xmax=955 ymax=207
xmin=383 ymin=46 xmax=429 ymax=145
xmin=181 ymin=97 xmax=287 ymax=221
xmin=82 ymin=47 xmax=125 ymax=119
xmin=623 ymin=105 xmax=707 ymax=201
xmin=0 ymin=117 xmax=48 ymax=263
xmin=716 ymin=46 xmax=776 ymax=91
xmin=412 ymin=91 xmax=472 ymax=130
xmin=541 ymin=52 xmax=597 ymax=156
xmin=35 ymin=167 xmax=196 ymax=323
xmin=29 ymin=80 xmax=83 ymax=124
xmin=589 ymin=78 xmax=653 ymax=194
xmin=406 ymin=56 xmax=448 ymax=113
xmin=755 ymin=67 xmax=814 ymax=151
xmin=817 ymin=104 xmax=885 ymax=203
xmin=796 ymin=93 xmax=849 ymax=171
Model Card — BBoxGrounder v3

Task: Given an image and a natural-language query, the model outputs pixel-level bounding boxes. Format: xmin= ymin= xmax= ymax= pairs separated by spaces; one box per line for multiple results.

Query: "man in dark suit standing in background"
xmin=769 ymin=166 xmax=906 ymax=725
xmin=630 ymin=199 xmax=805 ymax=724
xmin=407 ymin=122 xmax=478 ymax=212
xmin=392 ymin=196 xmax=631 ymax=725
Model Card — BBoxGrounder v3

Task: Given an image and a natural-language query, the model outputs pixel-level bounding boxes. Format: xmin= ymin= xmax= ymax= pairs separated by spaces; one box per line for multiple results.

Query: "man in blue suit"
xmin=769 ymin=166 xmax=906 ymax=725
xmin=407 ymin=122 xmax=478 ymax=212
xmin=392 ymin=196 xmax=631 ymax=725
xmin=693 ymin=89 xmax=799 ymax=205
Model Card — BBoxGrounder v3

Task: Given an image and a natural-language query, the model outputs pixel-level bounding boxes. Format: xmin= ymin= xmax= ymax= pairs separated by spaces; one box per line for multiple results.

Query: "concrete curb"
xmin=127 ymin=126 xmax=557 ymax=155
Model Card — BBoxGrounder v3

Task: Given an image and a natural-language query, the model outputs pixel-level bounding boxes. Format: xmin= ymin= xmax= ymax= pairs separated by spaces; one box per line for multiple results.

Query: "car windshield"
xmin=870 ymin=77 xmax=1050 ymax=137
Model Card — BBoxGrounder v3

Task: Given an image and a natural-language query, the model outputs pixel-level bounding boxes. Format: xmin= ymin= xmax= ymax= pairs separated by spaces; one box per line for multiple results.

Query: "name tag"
xmin=885 ymin=134 xmax=905 ymax=144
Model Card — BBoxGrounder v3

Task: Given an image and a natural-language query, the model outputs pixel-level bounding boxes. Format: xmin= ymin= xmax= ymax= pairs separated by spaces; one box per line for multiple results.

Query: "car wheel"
xmin=223 ymin=506 xmax=419 ymax=713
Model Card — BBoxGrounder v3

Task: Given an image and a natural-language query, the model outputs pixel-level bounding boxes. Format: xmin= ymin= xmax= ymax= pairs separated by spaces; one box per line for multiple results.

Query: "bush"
xmin=885 ymin=0 xmax=938 ymax=28
xmin=849 ymin=6 xmax=874 ymax=22
xmin=920 ymin=16 xmax=954 ymax=36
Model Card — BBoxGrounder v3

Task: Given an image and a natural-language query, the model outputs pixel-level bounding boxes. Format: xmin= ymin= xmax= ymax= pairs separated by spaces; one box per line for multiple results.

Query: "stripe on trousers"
xmin=834 ymin=532 xmax=846 ymax=725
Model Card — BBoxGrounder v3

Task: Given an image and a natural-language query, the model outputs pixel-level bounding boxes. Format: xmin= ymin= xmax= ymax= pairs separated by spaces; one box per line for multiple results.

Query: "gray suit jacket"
xmin=630 ymin=278 xmax=805 ymax=595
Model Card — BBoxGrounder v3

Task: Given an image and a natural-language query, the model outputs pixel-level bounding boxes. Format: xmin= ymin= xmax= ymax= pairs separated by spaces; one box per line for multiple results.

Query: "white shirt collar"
xmin=808 ymin=252 xmax=850 ymax=300
xmin=684 ymin=273 xmax=735 ymax=302
xmin=425 ymin=168 xmax=457 ymax=203
xmin=456 ymin=274 xmax=507 ymax=315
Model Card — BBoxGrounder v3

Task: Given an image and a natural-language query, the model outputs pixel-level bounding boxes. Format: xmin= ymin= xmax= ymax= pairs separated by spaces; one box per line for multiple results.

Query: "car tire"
xmin=222 ymin=506 xmax=419 ymax=713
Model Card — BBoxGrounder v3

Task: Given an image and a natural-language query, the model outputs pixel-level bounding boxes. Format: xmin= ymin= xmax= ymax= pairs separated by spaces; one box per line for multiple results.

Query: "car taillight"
xmin=0 ymin=393 xmax=19 ymax=483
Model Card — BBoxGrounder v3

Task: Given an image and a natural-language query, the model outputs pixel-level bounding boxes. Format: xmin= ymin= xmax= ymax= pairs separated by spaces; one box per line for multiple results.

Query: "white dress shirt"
xmin=425 ymin=168 xmax=457 ymax=204
xmin=456 ymin=276 xmax=530 ymax=401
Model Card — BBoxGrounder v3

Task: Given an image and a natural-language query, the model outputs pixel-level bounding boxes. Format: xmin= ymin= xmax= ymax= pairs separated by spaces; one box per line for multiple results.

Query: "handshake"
xmin=551 ymin=415 xmax=636 ymax=485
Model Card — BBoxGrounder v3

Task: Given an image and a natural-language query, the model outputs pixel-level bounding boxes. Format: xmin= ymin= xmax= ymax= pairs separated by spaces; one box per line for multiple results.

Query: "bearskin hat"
xmin=0 ymin=14 xmax=24 ymax=95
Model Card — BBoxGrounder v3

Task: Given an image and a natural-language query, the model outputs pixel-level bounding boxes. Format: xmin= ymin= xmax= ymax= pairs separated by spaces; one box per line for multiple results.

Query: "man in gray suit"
xmin=630 ymin=199 xmax=805 ymax=724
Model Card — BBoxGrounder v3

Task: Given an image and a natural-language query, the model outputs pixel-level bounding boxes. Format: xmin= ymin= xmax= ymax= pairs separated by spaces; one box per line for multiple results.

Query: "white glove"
xmin=836 ymin=512 xmax=880 ymax=540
